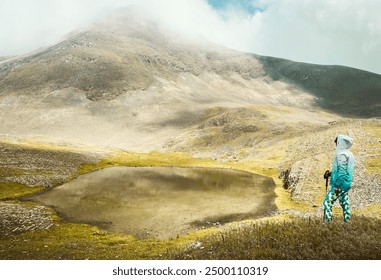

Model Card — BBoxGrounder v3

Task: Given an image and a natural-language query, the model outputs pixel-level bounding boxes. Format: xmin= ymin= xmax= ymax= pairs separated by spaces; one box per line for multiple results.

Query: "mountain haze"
xmin=0 ymin=6 xmax=380 ymax=151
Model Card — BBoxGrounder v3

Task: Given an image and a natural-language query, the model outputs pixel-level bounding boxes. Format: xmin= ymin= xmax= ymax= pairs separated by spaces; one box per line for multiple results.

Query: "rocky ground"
xmin=0 ymin=143 xmax=100 ymax=188
xmin=0 ymin=141 xmax=104 ymax=237
xmin=277 ymin=119 xmax=381 ymax=221
xmin=0 ymin=202 xmax=53 ymax=236
xmin=162 ymin=111 xmax=381 ymax=217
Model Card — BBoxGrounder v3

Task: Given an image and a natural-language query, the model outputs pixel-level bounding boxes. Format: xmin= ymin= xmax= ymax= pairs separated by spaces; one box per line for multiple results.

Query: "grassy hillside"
xmin=167 ymin=216 xmax=381 ymax=260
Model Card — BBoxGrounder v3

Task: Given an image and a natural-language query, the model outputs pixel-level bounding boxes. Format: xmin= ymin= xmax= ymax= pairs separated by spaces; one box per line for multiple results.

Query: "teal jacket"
xmin=330 ymin=134 xmax=355 ymax=192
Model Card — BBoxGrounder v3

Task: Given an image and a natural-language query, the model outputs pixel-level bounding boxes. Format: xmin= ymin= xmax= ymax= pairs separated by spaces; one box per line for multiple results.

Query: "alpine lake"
xmin=29 ymin=167 xmax=277 ymax=239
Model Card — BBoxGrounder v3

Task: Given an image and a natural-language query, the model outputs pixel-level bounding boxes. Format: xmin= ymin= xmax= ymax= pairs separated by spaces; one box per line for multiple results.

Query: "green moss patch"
xmin=0 ymin=182 xmax=44 ymax=200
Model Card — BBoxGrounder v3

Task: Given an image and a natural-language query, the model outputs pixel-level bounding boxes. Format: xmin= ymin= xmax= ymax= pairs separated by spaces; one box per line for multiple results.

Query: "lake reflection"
xmin=30 ymin=167 xmax=276 ymax=239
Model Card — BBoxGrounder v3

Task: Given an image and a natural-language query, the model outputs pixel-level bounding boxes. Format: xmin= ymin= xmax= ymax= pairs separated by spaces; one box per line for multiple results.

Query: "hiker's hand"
xmin=334 ymin=186 xmax=340 ymax=195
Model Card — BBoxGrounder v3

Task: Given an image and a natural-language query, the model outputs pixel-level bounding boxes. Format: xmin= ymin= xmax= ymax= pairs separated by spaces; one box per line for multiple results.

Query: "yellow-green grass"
xmin=0 ymin=199 xmax=229 ymax=260
xmin=166 ymin=216 xmax=381 ymax=260
xmin=2 ymin=137 xmax=379 ymax=260
xmin=0 ymin=182 xmax=44 ymax=200
xmin=353 ymin=204 xmax=381 ymax=219
xmin=0 ymin=142 xmax=91 ymax=200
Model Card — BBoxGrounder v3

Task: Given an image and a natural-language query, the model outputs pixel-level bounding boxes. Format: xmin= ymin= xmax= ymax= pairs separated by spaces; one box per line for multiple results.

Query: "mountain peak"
xmin=0 ymin=6 xmax=267 ymax=102
xmin=0 ymin=6 xmax=380 ymax=125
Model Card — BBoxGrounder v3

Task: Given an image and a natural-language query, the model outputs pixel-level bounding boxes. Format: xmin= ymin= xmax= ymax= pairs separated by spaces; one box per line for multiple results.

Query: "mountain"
xmin=0 ymin=6 xmax=380 ymax=151
xmin=0 ymin=8 xmax=306 ymax=103
xmin=259 ymin=56 xmax=381 ymax=117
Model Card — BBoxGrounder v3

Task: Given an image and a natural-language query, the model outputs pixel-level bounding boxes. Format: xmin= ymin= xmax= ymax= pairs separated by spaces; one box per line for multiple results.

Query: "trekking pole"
xmin=323 ymin=171 xmax=330 ymax=221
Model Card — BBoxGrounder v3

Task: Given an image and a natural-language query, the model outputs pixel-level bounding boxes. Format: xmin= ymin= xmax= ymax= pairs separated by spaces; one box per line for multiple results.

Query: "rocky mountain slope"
xmin=1 ymin=7 xmax=380 ymax=152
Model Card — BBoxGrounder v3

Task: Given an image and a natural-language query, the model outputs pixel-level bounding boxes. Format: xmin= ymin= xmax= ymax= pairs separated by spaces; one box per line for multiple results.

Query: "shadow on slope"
xmin=258 ymin=56 xmax=381 ymax=118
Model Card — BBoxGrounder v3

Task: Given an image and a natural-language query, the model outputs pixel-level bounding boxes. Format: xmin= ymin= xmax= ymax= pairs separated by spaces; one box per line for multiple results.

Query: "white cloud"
xmin=249 ymin=0 xmax=381 ymax=74
xmin=0 ymin=0 xmax=133 ymax=56
xmin=139 ymin=0 xmax=381 ymax=74
xmin=0 ymin=0 xmax=380 ymax=74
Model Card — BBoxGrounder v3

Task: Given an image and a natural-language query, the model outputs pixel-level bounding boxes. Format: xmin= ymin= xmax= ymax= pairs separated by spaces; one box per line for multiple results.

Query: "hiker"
xmin=323 ymin=134 xmax=355 ymax=222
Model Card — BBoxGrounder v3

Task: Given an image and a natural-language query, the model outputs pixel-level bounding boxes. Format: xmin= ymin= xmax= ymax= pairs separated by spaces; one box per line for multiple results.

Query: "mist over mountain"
xmin=0 ymin=6 xmax=380 ymax=150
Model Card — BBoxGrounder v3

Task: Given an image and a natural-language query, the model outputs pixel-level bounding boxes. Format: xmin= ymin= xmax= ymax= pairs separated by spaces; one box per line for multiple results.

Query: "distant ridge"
xmin=258 ymin=56 xmax=381 ymax=117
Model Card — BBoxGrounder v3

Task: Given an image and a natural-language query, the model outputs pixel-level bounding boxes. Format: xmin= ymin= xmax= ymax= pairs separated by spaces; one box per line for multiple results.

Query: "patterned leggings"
xmin=323 ymin=188 xmax=351 ymax=222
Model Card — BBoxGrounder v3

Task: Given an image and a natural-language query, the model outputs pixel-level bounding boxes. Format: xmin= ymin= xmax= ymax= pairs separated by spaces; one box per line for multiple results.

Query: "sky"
xmin=0 ymin=0 xmax=380 ymax=74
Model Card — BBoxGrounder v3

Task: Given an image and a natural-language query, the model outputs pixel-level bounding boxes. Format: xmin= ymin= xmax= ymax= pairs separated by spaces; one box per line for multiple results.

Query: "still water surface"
xmin=31 ymin=167 xmax=276 ymax=239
